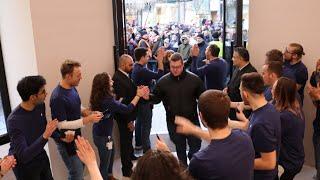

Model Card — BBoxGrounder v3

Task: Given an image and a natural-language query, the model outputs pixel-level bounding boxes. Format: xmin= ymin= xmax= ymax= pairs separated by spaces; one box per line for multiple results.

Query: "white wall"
xmin=248 ymin=0 xmax=320 ymax=166
xmin=30 ymin=0 xmax=115 ymax=179
xmin=0 ymin=0 xmax=38 ymax=108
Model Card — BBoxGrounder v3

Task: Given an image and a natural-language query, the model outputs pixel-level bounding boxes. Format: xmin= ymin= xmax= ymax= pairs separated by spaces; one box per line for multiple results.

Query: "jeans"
xmin=13 ymin=152 xmax=53 ymax=180
xmin=93 ymin=135 xmax=114 ymax=180
xmin=167 ymin=118 xmax=201 ymax=167
xmin=55 ymin=141 xmax=84 ymax=180
xmin=135 ymin=102 xmax=152 ymax=152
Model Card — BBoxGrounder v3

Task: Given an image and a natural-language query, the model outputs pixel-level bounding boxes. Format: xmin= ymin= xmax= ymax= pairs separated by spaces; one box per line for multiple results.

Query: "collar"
xmin=118 ymin=69 xmax=129 ymax=77
xmin=170 ymin=70 xmax=187 ymax=81
xmin=239 ymin=62 xmax=250 ymax=71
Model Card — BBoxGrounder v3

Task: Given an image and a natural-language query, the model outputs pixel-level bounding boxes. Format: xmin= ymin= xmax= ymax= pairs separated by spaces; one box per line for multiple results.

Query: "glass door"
xmin=0 ymin=37 xmax=12 ymax=145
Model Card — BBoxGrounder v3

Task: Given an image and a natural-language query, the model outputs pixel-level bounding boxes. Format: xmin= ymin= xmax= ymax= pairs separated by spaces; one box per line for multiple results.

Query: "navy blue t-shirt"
xmin=263 ymin=87 xmax=272 ymax=102
xmin=188 ymin=130 xmax=255 ymax=180
xmin=7 ymin=103 xmax=48 ymax=165
xmin=284 ymin=61 xmax=308 ymax=102
xmin=310 ymin=71 xmax=320 ymax=134
xmin=248 ymin=103 xmax=281 ymax=180
xmin=92 ymin=96 xmax=134 ymax=137
xmin=191 ymin=57 xmax=228 ymax=90
xmin=50 ymin=85 xmax=82 ymax=155
xmin=282 ymin=66 xmax=296 ymax=82
xmin=279 ymin=110 xmax=305 ymax=170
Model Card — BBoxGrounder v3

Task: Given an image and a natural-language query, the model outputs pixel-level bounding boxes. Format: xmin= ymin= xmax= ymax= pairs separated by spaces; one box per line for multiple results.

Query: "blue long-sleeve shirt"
xmin=93 ymin=96 xmax=135 ymax=137
xmin=131 ymin=63 xmax=164 ymax=87
xmin=8 ymin=103 xmax=48 ymax=165
xmin=191 ymin=56 xmax=227 ymax=90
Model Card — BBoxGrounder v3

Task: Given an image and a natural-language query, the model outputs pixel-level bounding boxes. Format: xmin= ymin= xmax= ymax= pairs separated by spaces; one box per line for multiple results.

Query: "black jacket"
xmin=227 ymin=63 xmax=257 ymax=102
xmin=150 ymin=70 xmax=205 ymax=122
xmin=112 ymin=70 xmax=137 ymax=122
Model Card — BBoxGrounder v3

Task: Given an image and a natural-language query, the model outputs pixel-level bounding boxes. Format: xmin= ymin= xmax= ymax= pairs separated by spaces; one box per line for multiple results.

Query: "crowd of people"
xmin=0 ymin=37 xmax=319 ymax=180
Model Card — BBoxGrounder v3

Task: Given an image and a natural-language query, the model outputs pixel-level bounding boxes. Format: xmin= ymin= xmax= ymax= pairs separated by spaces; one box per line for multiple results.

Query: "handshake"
xmin=136 ymin=85 xmax=150 ymax=100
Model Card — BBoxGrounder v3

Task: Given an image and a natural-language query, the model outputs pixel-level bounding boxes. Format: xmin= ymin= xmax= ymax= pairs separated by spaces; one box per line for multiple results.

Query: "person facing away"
xmin=176 ymin=90 xmax=255 ymax=180
xmin=50 ymin=60 xmax=103 ymax=180
xmin=190 ymin=44 xmax=227 ymax=90
xmin=7 ymin=75 xmax=57 ymax=180
xmin=145 ymin=53 xmax=205 ymax=167
xmin=272 ymin=77 xmax=305 ymax=180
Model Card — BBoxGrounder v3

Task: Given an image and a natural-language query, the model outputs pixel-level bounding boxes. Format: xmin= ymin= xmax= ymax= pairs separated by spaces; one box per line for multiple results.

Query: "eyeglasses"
xmin=285 ymin=48 xmax=295 ymax=54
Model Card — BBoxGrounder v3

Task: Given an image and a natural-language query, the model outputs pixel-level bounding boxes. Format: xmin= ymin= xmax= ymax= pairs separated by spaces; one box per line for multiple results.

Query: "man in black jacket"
xmin=224 ymin=47 xmax=257 ymax=119
xmin=112 ymin=54 xmax=137 ymax=177
xmin=146 ymin=53 xmax=205 ymax=166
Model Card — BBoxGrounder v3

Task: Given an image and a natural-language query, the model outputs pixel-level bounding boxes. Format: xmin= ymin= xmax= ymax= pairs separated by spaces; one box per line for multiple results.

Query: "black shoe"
xmin=131 ymin=155 xmax=139 ymax=161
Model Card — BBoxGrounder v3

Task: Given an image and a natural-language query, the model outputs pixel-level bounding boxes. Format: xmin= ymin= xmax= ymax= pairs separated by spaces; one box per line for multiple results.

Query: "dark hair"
xmin=60 ymin=59 xmax=81 ymax=78
xmin=198 ymin=90 xmax=230 ymax=129
xmin=131 ymin=150 xmax=192 ymax=180
xmin=265 ymin=49 xmax=283 ymax=64
xmin=265 ymin=61 xmax=283 ymax=78
xmin=89 ymin=72 xmax=114 ymax=111
xmin=289 ymin=43 xmax=305 ymax=58
xmin=17 ymin=75 xmax=46 ymax=101
xmin=274 ymin=77 xmax=302 ymax=117
xmin=207 ymin=44 xmax=220 ymax=57
xmin=134 ymin=47 xmax=148 ymax=62
xmin=170 ymin=53 xmax=183 ymax=63
xmin=241 ymin=72 xmax=265 ymax=94
xmin=234 ymin=47 xmax=250 ymax=62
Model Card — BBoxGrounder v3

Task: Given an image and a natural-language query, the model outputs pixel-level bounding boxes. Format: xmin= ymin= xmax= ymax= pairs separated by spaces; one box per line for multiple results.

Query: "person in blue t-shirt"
xmin=131 ymin=47 xmax=164 ymax=153
xmin=158 ymin=90 xmax=255 ymax=180
xmin=272 ymin=77 xmax=305 ymax=180
xmin=283 ymin=43 xmax=308 ymax=104
xmin=7 ymin=76 xmax=58 ymax=179
xmin=50 ymin=60 xmax=103 ymax=180
xmin=190 ymin=44 xmax=228 ymax=90
xmin=238 ymin=73 xmax=281 ymax=180
xmin=265 ymin=49 xmax=296 ymax=82
xmin=261 ymin=61 xmax=283 ymax=102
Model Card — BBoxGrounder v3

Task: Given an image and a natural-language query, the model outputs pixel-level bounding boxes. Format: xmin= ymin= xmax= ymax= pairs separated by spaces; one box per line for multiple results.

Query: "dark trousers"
xmin=135 ymin=102 xmax=152 ymax=152
xmin=167 ymin=119 xmax=201 ymax=167
xmin=13 ymin=153 xmax=53 ymax=180
xmin=280 ymin=167 xmax=302 ymax=180
xmin=314 ymin=132 xmax=320 ymax=179
xmin=93 ymin=135 xmax=114 ymax=180
xmin=116 ymin=118 xmax=134 ymax=177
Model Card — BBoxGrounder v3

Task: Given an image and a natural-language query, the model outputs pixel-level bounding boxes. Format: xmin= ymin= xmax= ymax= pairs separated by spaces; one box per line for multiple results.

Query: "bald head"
xmin=119 ymin=54 xmax=134 ymax=73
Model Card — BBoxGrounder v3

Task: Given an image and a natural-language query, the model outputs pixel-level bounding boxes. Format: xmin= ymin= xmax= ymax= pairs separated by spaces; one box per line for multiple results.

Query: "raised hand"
xmin=75 ymin=136 xmax=97 ymax=166
xmin=154 ymin=47 xmax=165 ymax=63
xmin=175 ymin=116 xmax=196 ymax=135
xmin=190 ymin=44 xmax=200 ymax=57
xmin=43 ymin=119 xmax=58 ymax=139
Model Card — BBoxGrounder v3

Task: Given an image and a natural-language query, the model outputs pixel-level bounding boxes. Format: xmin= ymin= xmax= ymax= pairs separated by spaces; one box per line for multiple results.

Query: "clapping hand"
xmin=154 ymin=47 xmax=165 ymax=63
xmin=0 ymin=155 xmax=16 ymax=175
